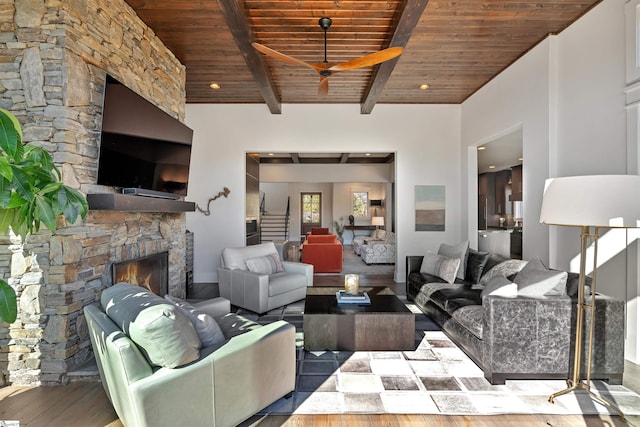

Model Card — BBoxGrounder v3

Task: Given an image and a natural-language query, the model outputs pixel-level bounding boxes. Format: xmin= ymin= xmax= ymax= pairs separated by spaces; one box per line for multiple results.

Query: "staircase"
xmin=260 ymin=213 xmax=290 ymax=242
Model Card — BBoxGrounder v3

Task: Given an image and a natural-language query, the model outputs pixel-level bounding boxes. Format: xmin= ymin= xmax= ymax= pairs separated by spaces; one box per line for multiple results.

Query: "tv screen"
xmin=97 ymin=76 xmax=193 ymax=196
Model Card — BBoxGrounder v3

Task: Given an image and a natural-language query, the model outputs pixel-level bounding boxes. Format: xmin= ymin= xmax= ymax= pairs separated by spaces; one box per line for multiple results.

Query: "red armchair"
xmin=302 ymin=234 xmax=343 ymax=273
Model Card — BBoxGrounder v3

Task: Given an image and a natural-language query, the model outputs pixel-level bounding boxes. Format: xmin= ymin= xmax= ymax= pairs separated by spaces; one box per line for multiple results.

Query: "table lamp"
xmin=371 ymin=216 xmax=384 ymax=230
xmin=539 ymin=174 xmax=640 ymax=420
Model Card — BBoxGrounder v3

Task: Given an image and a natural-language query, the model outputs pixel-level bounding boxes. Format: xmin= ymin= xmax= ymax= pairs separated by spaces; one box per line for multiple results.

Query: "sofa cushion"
xmin=483 ymin=253 xmax=511 ymax=274
xmin=514 ymin=257 xmax=568 ymax=297
xmin=310 ymin=227 xmax=330 ymax=235
xmin=565 ymin=272 xmax=592 ymax=298
xmin=451 ymin=305 xmax=484 ymax=339
xmin=245 ymin=253 xmax=284 ymax=275
xmin=479 ymin=259 xmax=528 ymax=285
xmin=481 ymin=276 xmax=517 ymax=299
xmin=420 ymin=252 xmax=460 ymax=284
xmin=268 ymin=272 xmax=307 ymax=296
xmin=465 ymin=249 xmax=491 ymax=283
xmin=438 ymin=241 xmax=469 ymax=280
xmin=446 ymin=297 xmax=481 ymax=315
xmin=101 ymin=283 xmax=200 ymax=368
xmin=165 ymin=295 xmax=226 ymax=347
xmin=221 ymin=242 xmax=278 ymax=270
xmin=306 ymin=234 xmax=338 ymax=244
xmin=216 ymin=313 xmax=263 ymax=339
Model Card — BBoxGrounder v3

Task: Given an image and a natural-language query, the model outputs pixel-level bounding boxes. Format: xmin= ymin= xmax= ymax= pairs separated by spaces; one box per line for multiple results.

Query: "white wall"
xmin=186 ymin=104 xmax=461 ymax=283
xmin=259 ymin=182 xmax=289 ymax=213
xmin=462 ymin=0 xmax=638 ymax=362
xmin=461 ymin=37 xmax=552 ymax=262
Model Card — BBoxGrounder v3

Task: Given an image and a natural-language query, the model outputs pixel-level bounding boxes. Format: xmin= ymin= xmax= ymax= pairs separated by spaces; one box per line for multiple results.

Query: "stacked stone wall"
xmin=0 ymin=0 xmax=189 ymax=386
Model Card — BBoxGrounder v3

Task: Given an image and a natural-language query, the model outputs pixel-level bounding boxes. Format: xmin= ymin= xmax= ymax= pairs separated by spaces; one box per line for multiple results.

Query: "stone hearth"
xmin=0 ymin=0 xmax=190 ymax=386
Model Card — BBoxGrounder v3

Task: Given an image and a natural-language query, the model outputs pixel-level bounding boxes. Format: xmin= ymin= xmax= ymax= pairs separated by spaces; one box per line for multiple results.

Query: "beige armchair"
xmin=217 ymin=242 xmax=313 ymax=314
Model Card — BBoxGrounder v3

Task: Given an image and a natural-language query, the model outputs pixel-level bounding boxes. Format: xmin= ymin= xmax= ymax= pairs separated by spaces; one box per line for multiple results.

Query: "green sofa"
xmin=84 ymin=283 xmax=296 ymax=427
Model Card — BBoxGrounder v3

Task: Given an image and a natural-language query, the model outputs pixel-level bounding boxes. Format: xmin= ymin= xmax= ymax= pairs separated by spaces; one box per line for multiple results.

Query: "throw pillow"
xmin=438 ymin=241 xmax=469 ymax=280
xmin=465 ymin=248 xmax=491 ymax=283
xmin=514 ymin=257 xmax=568 ymax=297
xmin=102 ymin=283 xmax=200 ymax=368
xmin=481 ymin=276 xmax=517 ymax=299
xmin=479 ymin=259 xmax=528 ymax=285
xmin=419 ymin=252 xmax=461 ymax=284
xmin=245 ymin=253 xmax=284 ymax=275
xmin=165 ymin=295 xmax=226 ymax=347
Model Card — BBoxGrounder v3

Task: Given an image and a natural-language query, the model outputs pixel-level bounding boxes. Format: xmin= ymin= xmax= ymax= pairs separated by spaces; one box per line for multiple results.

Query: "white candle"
xmin=344 ymin=274 xmax=359 ymax=294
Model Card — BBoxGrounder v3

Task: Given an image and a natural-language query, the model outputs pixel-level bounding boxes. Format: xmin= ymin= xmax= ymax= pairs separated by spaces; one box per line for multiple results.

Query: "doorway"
xmin=301 ymin=192 xmax=322 ymax=237
xmin=476 ymin=128 xmax=523 ymax=259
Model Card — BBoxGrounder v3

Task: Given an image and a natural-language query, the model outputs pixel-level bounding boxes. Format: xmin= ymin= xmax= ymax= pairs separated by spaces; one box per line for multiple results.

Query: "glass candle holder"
xmin=344 ymin=274 xmax=359 ymax=294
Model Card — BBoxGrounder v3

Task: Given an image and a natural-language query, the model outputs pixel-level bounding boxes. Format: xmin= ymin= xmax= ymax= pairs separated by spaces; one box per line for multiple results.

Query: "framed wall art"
xmin=415 ymin=185 xmax=445 ymax=231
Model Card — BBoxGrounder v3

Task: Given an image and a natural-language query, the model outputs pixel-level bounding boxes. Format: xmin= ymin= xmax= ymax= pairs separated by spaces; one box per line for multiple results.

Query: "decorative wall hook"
xmin=196 ymin=187 xmax=231 ymax=216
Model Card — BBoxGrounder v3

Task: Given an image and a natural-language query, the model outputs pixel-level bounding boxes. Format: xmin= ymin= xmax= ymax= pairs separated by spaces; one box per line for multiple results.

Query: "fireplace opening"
xmin=112 ymin=251 xmax=169 ymax=296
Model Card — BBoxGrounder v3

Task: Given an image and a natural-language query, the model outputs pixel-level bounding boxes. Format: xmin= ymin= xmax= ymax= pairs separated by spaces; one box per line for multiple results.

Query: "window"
xmin=301 ymin=193 xmax=322 ymax=235
xmin=352 ymin=191 xmax=369 ymax=217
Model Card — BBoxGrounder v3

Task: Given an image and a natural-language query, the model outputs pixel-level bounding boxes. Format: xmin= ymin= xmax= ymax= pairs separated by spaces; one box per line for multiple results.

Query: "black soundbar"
xmin=121 ymin=188 xmax=181 ymax=200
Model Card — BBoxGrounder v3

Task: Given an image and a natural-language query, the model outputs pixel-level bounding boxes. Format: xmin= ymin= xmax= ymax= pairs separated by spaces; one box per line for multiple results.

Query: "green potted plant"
xmin=0 ymin=108 xmax=88 ymax=324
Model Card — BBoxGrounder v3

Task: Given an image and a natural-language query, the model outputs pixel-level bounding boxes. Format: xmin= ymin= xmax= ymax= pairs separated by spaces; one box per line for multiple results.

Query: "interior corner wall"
xmin=461 ymin=36 xmax=552 ymax=264
xmin=462 ymin=0 xmax=636 ymax=362
xmin=185 ymin=104 xmax=461 ymax=283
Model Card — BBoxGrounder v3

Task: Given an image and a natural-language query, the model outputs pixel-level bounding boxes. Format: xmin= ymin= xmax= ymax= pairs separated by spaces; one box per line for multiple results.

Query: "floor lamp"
xmin=539 ymin=174 xmax=640 ymax=420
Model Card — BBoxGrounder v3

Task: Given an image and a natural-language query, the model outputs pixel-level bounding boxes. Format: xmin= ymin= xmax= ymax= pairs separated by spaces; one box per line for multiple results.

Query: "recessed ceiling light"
xmin=365 ymin=153 xmax=371 ymax=156
xmin=209 ymin=82 xmax=221 ymax=89
xmin=518 ymin=157 xmax=524 ymax=161
xmin=268 ymin=153 xmax=274 ymax=156
xmin=419 ymin=84 xmax=430 ymax=90
xmin=477 ymin=146 xmax=486 ymax=151
xmin=489 ymin=165 xmax=496 ymax=169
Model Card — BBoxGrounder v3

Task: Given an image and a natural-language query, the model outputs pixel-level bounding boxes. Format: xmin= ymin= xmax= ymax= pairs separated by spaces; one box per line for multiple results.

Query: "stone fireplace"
xmin=0 ymin=0 xmax=191 ymax=386
xmin=112 ymin=252 xmax=169 ymax=296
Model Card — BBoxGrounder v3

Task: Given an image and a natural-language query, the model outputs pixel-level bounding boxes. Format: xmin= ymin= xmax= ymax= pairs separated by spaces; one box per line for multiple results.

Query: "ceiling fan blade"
xmin=252 ymin=43 xmax=321 ymax=73
xmin=318 ymin=76 xmax=329 ymax=97
xmin=329 ymin=47 xmax=404 ymax=73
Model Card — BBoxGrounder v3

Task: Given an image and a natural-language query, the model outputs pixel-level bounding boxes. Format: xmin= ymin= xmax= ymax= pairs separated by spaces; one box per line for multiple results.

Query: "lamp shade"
xmin=371 ymin=216 xmax=385 ymax=226
xmin=539 ymin=175 xmax=640 ymax=228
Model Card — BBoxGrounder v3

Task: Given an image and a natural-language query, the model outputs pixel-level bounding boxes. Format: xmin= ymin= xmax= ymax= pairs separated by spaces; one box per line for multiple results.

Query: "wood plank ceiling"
xmin=125 ymin=0 xmax=603 ymax=114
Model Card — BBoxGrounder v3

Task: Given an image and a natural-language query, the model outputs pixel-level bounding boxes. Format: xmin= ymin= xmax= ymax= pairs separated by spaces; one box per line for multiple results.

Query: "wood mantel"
xmin=87 ymin=193 xmax=195 ymax=212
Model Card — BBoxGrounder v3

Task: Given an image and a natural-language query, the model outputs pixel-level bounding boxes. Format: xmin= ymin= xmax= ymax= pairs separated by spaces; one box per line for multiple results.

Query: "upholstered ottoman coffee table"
xmin=303 ymin=286 xmax=414 ymax=351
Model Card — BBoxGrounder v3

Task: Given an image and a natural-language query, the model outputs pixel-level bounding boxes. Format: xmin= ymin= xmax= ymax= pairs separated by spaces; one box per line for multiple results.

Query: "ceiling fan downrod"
xmin=319 ymin=17 xmax=332 ymax=66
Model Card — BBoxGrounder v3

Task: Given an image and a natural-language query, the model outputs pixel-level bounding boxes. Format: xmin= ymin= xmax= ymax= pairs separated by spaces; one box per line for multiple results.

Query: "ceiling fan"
xmin=252 ymin=17 xmax=403 ymax=96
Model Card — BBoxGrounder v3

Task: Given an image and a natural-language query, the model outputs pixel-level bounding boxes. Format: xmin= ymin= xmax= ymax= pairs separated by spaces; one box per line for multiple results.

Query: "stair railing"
xmin=284 ymin=196 xmax=290 ymax=241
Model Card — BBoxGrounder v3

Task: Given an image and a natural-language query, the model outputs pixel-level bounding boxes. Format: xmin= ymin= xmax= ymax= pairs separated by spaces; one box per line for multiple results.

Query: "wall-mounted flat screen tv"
xmin=97 ymin=75 xmax=194 ymax=197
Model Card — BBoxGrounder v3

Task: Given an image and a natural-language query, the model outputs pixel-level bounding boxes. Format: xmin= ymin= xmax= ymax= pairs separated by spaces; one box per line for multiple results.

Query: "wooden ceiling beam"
xmin=216 ymin=0 xmax=282 ymax=114
xmin=360 ymin=0 xmax=430 ymax=114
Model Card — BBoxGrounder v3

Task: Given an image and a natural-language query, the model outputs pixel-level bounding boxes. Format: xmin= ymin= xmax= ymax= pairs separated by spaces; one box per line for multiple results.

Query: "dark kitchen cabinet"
xmin=510 ymin=164 xmax=523 ymax=201
xmin=478 ymin=173 xmax=495 ymax=230
xmin=495 ymin=170 xmax=512 ymax=215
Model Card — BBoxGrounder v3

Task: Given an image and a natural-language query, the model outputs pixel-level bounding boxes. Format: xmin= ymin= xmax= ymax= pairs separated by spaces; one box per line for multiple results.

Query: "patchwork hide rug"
xmin=233 ymin=299 xmax=640 ymax=417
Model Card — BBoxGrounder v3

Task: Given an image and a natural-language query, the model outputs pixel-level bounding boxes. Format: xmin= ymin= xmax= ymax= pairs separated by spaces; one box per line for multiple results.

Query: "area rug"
xmin=336 ymin=245 xmax=395 ymax=276
xmin=236 ymin=300 xmax=640 ymax=417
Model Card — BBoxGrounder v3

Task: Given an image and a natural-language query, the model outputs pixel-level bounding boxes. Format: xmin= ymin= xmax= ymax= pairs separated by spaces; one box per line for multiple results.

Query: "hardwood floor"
xmin=0 ymin=382 xmax=633 ymax=427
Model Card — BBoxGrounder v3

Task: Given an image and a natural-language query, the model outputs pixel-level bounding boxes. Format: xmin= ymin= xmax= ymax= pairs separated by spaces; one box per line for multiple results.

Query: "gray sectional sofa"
xmin=406 ymin=250 xmax=625 ymax=385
